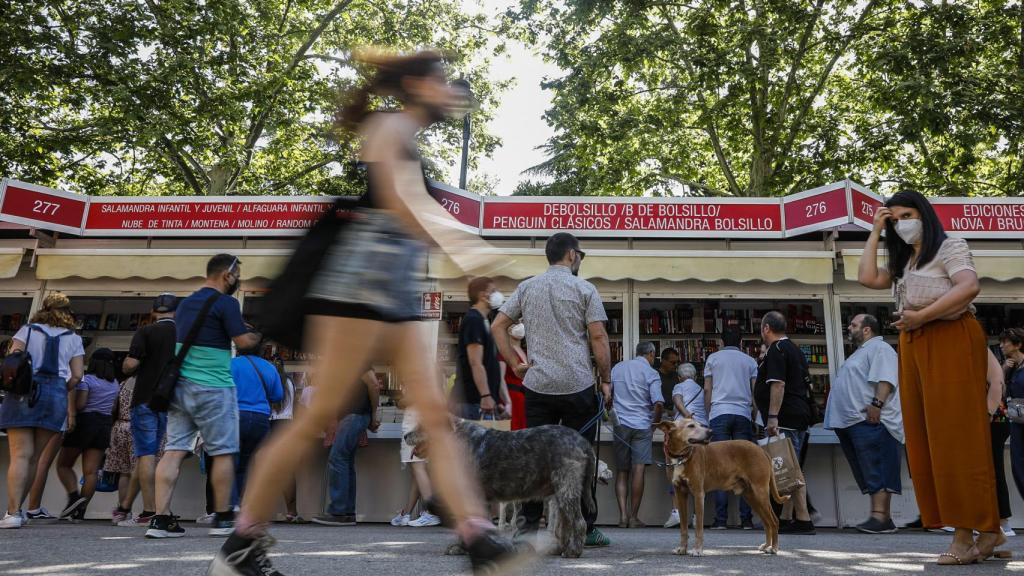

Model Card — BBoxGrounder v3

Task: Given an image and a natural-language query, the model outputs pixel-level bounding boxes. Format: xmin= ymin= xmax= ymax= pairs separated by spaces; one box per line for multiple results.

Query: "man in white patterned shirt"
xmin=493 ymin=232 xmax=613 ymax=548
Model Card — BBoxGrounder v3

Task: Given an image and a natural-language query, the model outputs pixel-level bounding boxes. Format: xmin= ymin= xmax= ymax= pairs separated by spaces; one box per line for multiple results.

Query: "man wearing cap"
xmin=120 ymin=292 xmax=178 ymax=527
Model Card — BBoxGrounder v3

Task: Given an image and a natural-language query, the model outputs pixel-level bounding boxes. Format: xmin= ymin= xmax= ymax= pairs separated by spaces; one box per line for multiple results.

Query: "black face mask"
xmin=225 ymin=275 xmax=240 ymax=296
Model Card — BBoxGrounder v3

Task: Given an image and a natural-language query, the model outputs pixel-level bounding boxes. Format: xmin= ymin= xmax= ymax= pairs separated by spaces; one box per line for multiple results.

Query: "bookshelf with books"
xmin=67 ymin=296 xmax=168 ymax=352
xmin=638 ymin=298 xmax=832 ymax=420
xmin=0 ymin=297 xmax=32 ymax=352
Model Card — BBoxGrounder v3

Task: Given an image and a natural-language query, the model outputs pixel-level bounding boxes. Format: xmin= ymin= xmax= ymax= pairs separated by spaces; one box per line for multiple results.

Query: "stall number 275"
xmin=32 ymin=200 xmax=61 ymax=216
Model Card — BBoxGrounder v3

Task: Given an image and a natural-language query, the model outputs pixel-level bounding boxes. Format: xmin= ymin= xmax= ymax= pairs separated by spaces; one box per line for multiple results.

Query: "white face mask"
xmin=895 ymin=218 xmax=923 ymax=245
xmin=488 ymin=290 xmax=505 ymax=308
xmin=509 ymin=323 xmax=526 ymax=340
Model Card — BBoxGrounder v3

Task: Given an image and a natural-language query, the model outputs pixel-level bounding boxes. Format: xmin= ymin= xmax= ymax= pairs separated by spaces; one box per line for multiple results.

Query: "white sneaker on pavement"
xmin=0 ymin=512 xmax=24 ymax=529
xmin=1004 ymin=526 xmax=1017 ymax=537
xmin=663 ymin=509 xmax=680 ymax=528
xmin=196 ymin=512 xmax=216 ymax=525
xmin=390 ymin=512 xmax=410 ymax=526
xmin=408 ymin=513 xmax=442 ymax=527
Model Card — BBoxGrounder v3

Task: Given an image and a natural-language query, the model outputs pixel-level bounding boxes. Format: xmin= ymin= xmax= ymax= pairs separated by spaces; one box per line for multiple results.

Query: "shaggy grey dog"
xmin=405 ymin=419 xmax=596 ymax=558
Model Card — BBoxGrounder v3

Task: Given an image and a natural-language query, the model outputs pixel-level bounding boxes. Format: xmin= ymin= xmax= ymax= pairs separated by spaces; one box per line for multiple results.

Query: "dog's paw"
xmin=444 ymin=543 xmax=467 ymax=556
xmin=688 ymin=548 xmax=704 ymax=557
xmin=673 ymin=547 xmax=688 ymax=556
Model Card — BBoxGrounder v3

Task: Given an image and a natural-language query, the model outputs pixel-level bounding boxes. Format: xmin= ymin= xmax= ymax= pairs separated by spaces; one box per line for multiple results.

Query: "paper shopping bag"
xmin=759 ymin=434 xmax=806 ymax=495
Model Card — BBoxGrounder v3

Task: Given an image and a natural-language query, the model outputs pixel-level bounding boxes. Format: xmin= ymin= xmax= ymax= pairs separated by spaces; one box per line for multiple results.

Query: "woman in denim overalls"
xmin=0 ymin=293 xmax=85 ymax=528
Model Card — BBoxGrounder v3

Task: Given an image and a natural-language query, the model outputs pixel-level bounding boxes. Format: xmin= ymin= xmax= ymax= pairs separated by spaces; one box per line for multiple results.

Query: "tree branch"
xmin=773 ymin=0 xmax=879 ymax=178
xmin=159 ymin=137 xmax=205 ymax=195
xmin=227 ymin=0 xmax=355 ymax=194
xmin=268 ymin=155 xmax=340 ymax=192
xmin=772 ymin=0 xmax=826 ymax=152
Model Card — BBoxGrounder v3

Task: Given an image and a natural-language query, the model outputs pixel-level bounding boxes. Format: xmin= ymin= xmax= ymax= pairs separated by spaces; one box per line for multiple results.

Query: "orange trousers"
xmin=899 ymin=313 xmax=1000 ymax=533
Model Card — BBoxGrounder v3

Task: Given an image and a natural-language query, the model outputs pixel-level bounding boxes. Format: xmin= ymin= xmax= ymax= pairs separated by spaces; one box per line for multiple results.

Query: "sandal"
xmin=937 ymin=545 xmax=980 ymax=566
xmin=976 ymin=531 xmax=1009 ymax=561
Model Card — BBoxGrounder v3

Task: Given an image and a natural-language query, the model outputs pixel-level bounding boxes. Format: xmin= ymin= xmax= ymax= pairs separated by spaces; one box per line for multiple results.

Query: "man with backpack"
xmin=146 ymin=254 xmax=261 ymax=539
xmin=754 ymin=310 xmax=816 ymax=535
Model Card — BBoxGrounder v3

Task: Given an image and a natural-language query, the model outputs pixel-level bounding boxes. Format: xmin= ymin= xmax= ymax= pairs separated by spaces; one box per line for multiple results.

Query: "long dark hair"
xmin=336 ymin=50 xmax=446 ymax=131
xmin=884 ymin=190 xmax=947 ymax=280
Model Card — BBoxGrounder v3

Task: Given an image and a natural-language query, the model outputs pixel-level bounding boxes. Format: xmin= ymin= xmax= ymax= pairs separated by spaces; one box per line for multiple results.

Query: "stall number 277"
xmin=33 ymin=200 xmax=61 ymax=216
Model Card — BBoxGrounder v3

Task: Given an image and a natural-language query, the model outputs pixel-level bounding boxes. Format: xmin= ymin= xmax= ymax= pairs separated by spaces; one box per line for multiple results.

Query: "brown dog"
xmin=659 ymin=418 xmax=789 ymax=557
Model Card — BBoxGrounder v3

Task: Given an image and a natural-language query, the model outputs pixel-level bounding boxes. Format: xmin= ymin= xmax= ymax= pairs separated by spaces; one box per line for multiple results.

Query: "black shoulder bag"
xmin=1 ymin=326 xmax=35 ymax=397
xmin=148 ymin=293 xmax=220 ymax=412
xmin=260 ymin=197 xmax=358 ymax=351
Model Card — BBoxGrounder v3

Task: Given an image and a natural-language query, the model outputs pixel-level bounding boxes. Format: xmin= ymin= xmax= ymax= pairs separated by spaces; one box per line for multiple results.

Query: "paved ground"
xmin=1 ymin=521 xmax=1022 ymax=575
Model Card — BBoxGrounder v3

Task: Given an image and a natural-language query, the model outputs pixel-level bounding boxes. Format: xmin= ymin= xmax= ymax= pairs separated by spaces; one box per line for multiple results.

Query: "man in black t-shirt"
xmin=755 ymin=310 xmax=815 ymax=535
xmin=120 ymin=293 xmax=178 ymax=526
xmin=657 ymin=348 xmax=682 ymax=417
xmin=454 ymin=276 xmax=504 ymax=420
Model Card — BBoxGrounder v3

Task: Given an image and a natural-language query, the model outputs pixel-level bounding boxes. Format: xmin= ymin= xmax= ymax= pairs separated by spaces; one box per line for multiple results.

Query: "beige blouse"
xmin=895 ymin=237 xmax=976 ymax=320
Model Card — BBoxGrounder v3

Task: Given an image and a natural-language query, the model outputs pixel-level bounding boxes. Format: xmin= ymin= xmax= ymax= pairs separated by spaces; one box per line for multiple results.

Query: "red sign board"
xmin=932 ymin=199 xmax=1024 ymax=238
xmin=83 ymin=197 xmax=335 ymax=236
xmin=427 ymin=182 xmax=481 ymax=232
xmin=482 ymin=198 xmax=783 ymax=237
xmin=849 ymin=186 xmax=883 ymax=230
xmin=0 ymin=180 xmax=88 ymax=234
xmin=782 ymin=183 xmax=849 ymax=237
xmin=421 ymin=291 xmax=442 ymax=320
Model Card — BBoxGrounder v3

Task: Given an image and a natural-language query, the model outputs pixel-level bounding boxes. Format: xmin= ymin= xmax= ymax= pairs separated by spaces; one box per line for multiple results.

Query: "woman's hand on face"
xmin=872 ymin=207 xmax=893 ymax=233
xmin=892 ymin=309 xmax=925 ymax=332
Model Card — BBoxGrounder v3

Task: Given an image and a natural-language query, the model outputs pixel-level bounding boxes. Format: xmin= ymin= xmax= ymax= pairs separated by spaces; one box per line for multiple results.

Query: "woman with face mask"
xmin=498 ymin=322 xmax=528 ymax=430
xmin=858 ymin=189 xmax=1002 ymax=564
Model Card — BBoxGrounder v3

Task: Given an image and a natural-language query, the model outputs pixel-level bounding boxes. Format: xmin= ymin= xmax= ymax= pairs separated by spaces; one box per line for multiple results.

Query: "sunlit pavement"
xmin=0 ymin=522 xmax=1021 ymax=575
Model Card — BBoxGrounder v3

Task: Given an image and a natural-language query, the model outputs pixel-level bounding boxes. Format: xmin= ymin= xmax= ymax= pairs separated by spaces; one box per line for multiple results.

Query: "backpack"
xmin=1 ymin=325 xmax=73 ymax=407
xmin=260 ymin=198 xmax=358 ymax=350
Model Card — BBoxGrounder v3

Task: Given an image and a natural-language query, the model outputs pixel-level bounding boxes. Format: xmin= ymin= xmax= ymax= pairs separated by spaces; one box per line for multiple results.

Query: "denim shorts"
xmin=306 ymin=209 xmax=426 ymax=323
xmin=613 ymin=424 xmax=653 ymax=470
xmin=0 ymin=375 xmax=68 ymax=432
xmin=165 ymin=378 xmax=239 ymax=456
xmin=836 ymin=421 xmax=902 ymax=495
xmin=131 ymin=403 xmax=168 ymax=458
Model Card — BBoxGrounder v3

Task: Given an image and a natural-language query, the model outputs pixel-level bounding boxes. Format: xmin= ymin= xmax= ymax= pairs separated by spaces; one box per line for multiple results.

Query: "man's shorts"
xmin=130 ymin=403 xmax=167 ymax=458
xmin=165 ymin=377 xmax=239 ymax=456
xmin=613 ymin=424 xmax=653 ymax=470
xmin=836 ymin=421 xmax=902 ymax=495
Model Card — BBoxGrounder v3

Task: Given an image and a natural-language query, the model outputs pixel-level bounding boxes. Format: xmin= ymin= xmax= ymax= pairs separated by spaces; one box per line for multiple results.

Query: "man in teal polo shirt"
xmin=147 ymin=254 xmax=261 ymax=540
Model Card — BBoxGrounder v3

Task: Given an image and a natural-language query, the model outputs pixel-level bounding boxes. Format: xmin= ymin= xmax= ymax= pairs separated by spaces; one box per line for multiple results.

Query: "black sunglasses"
xmin=574 ymin=248 xmax=586 ymax=261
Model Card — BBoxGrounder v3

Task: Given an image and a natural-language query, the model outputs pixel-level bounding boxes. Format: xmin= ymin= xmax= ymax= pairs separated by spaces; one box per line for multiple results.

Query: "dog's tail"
xmin=769 ymin=469 xmax=790 ymax=505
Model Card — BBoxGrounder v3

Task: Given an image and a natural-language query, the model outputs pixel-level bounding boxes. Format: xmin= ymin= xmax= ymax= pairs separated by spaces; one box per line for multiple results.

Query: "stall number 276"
xmin=32 ymin=200 xmax=61 ymax=215
xmin=805 ymin=201 xmax=828 ymax=218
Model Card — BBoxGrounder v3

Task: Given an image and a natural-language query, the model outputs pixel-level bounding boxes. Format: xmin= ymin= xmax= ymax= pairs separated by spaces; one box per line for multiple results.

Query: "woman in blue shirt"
xmin=229 ymin=346 xmax=282 ymax=503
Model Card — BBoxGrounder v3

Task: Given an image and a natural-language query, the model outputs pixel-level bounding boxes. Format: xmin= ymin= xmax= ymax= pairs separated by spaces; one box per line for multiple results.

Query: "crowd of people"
xmin=1 ymin=48 xmax=1021 ymax=575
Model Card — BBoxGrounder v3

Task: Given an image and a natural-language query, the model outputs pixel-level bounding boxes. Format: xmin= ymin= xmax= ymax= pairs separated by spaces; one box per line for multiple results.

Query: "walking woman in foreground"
xmin=858 ymin=190 xmax=1004 ymax=564
xmin=209 ymin=50 xmax=517 ymax=576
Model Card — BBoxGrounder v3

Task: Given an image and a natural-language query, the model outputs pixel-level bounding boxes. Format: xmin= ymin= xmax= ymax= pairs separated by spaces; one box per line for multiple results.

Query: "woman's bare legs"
xmin=26 ymin=432 xmax=62 ymax=511
xmin=235 ymin=316 xmax=384 ymax=534
xmin=390 ymin=322 xmax=488 ymax=536
xmin=411 ymin=461 xmax=433 ymax=506
xmin=5 ymin=428 xmax=57 ymax=514
xmin=55 ymin=446 xmax=82 ymax=496
xmin=79 ymin=448 xmax=105 ymax=502
xmin=118 ymin=471 xmax=141 ymax=511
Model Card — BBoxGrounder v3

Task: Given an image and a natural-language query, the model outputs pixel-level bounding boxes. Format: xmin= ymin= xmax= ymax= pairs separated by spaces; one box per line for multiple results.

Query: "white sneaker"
xmin=1004 ymin=526 xmax=1017 ymax=537
xmin=0 ymin=512 xmax=24 ymax=529
xmin=663 ymin=509 xmax=680 ymax=528
xmin=195 ymin=512 xmax=216 ymax=525
xmin=408 ymin=513 xmax=441 ymax=527
xmin=390 ymin=512 xmax=410 ymax=526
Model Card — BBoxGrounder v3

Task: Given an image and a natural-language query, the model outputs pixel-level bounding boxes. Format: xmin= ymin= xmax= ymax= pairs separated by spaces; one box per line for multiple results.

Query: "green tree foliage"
xmin=508 ymin=0 xmax=1022 ymax=197
xmin=1 ymin=0 xmax=508 ymax=197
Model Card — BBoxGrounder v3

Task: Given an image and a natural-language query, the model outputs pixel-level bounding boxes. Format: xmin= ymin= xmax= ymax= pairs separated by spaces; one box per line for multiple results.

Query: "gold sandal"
xmin=937 ymin=545 xmax=980 ymax=566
